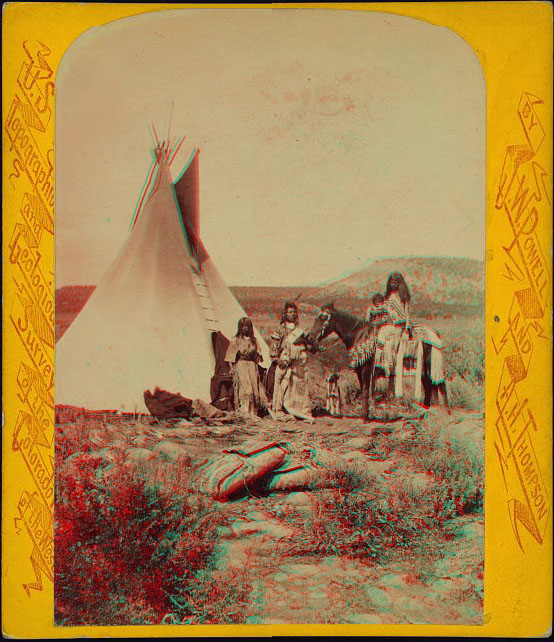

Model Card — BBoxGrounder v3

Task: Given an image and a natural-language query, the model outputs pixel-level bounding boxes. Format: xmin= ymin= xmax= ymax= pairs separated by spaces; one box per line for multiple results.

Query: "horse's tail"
xmin=414 ymin=339 xmax=424 ymax=401
xmin=430 ymin=345 xmax=445 ymax=384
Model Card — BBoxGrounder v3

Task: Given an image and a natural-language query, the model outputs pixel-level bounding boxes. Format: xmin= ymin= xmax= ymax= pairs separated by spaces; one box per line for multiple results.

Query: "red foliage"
xmin=55 ymin=452 xmax=222 ymax=625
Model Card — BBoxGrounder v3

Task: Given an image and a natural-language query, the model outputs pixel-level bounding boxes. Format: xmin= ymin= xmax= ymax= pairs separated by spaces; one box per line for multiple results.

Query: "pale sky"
xmin=56 ymin=8 xmax=485 ymax=287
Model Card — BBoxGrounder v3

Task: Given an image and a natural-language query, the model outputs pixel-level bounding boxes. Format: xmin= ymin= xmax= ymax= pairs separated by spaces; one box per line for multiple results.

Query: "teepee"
xmin=56 ymin=138 xmax=270 ymax=413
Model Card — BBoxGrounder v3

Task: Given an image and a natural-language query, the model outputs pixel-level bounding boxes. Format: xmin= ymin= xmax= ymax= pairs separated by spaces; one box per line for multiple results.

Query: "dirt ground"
xmin=56 ymin=404 xmax=484 ymax=625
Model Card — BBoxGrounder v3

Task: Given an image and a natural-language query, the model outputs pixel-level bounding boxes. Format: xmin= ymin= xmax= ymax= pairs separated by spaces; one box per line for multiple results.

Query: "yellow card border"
xmin=2 ymin=2 xmax=552 ymax=638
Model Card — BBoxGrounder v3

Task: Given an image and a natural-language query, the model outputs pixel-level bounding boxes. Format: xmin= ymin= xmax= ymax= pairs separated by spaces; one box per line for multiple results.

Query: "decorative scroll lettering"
xmin=493 ymin=91 xmax=551 ymax=551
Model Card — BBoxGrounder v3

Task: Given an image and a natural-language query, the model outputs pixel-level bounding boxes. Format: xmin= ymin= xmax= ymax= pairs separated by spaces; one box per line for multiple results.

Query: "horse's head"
xmin=306 ymin=303 xmax=337 ymax=351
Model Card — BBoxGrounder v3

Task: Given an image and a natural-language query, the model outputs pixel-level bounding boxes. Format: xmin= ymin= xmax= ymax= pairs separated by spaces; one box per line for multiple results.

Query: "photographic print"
xmin=2 ymin=3 xmax=551 ymax=638
xmin=53 ymin=8 xmax=485 ymax=626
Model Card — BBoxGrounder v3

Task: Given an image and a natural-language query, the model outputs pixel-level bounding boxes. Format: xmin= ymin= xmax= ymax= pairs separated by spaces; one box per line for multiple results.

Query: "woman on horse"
xmin=225 ymin=317 xmax=268 ymax=417
xmin=269 ymin=302 xmax=314 ymax=423
xmin=385 ymin=272 xmax=412 ymax=329
xmin=375 ymin=272 xmax=413 ymax=396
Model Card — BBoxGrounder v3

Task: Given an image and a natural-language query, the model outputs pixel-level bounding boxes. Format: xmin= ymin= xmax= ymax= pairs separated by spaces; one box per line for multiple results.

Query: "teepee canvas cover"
xmin=56 ymin=143 xmax=270 ymax=413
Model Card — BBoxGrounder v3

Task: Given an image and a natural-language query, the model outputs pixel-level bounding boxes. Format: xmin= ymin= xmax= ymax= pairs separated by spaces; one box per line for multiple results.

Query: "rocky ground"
xmin=57 ymin=402 xmax=484 ymax=625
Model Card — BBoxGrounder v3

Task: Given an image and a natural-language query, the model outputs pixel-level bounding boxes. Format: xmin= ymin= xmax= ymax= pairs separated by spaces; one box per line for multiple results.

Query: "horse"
xmin=305 ymin=303 xmax=449 ymax=421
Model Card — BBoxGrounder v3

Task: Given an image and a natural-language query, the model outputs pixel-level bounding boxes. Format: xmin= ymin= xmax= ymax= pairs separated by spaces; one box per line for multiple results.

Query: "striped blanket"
xmin=348 ymin=334 xmax=377 ymax=369
xmin=348 ymin=323 xmax=443 ymax=371
xmin=411 ymin=324 xmax=443 ymax=349
xmin=201 ymin=440 xmax=289 ymax=501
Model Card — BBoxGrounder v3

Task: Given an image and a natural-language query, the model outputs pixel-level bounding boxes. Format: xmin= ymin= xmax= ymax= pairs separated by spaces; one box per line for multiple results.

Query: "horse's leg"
xmin=422 ymin=377 xmax=432 ymax=408
xmin=359 ymin=364 xmax=369 ymax=421
xmin=356 ymin=367 xmax=368 ymax=421
xmin=422 ymin=341 xmax=447 ymax=410
xmin=358 ymin=364 xmax=373 ymax=422
xmin=439 ymin=381 xmax=451 ymax=414
xmin=368 ymin=357 xmax=376 ymax=412
xmin=356 ymin=367 xmax=363 ymax=391
xmin=387 ymin=374 xmax=396 ymax=399
xmin=363 ymin=361 xmax=375 ymax=422
xmin=362 ymin=373 xmax=371 ymax=422
xmin=370 ymin=359 xmax=376 ymax=398
xmin=422 ymin=343 xmax=433 ymax=408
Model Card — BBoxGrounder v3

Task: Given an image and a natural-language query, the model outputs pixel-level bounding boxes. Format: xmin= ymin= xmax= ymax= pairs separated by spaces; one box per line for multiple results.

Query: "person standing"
xmin=269 ymin=302 xmax=313 ymax=423
xmin=225 ymin=317 xmax=267 ymax=417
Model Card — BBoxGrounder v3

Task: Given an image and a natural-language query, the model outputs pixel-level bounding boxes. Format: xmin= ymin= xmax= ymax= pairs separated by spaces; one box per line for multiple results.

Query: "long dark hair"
xmin=385 ymin=272 xmax=411 ymax=304
xmin=235 ymin=317 xmax=255 ymax=340
xmin=280 ymin=301 xmax=298 ymax=324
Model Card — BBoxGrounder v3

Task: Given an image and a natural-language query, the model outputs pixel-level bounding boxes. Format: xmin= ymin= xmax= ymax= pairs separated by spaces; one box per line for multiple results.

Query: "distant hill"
xmin=309 ymin=257 xmax=484 ymax=318
xmin=56 ymin=257 xmax=483 ymax=341
xmin=56 ymin=285 xmax=95 ymax=341
xmin=55 ymin=284 xmax=314 ymax=342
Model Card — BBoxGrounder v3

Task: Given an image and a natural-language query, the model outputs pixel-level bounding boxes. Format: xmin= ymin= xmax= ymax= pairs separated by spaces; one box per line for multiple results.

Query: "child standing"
xmin=326 ymin=372 xmax=342 ymax=417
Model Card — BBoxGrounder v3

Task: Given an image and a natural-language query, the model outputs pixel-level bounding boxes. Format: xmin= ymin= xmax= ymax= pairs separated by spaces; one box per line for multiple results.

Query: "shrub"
xmin=287 ymin=410 xmax=483 ymax=564
xmin=448 ymin=373 xmax=484 ymax=410
xmin=441 ymin=325 xmax=484 ymax=386
xmin=367 ymin=414 xmax=484 ymax=517
xmin=286 ymin=479 xmax=438 ymax=563
xmin=54 ymin=453 xmax=248 ymax=625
